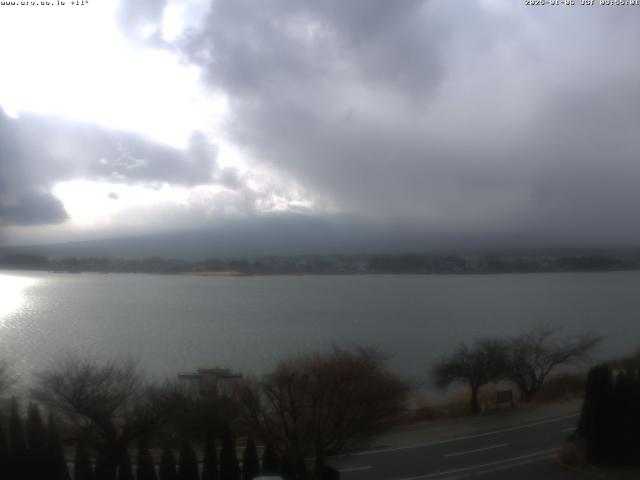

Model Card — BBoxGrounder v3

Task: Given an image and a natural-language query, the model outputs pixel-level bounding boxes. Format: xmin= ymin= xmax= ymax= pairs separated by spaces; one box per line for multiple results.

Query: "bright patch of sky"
xmin=0 ymin=0 xmax=313 ymax=239
xmin=0 ymin=0 xmax=211 ymax=148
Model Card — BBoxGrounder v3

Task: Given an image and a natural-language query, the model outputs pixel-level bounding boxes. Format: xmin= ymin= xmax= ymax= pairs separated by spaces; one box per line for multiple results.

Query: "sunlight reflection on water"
xmin=0 ymin=273 xmax=38 ymax=322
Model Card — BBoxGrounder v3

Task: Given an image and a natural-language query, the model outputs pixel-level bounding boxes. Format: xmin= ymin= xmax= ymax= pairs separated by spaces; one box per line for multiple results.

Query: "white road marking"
xmin=346 ymin=413 xmax=578 ymax=457
xmin=562 ymin=426 xmax=577 ymax=432
xmin=444 ymin=442 xmax=508 ymax=458
xmin=339 ymin=465 xmax=372 ymax=472
xmin=393 ymin=447 xmax=559 ymax=480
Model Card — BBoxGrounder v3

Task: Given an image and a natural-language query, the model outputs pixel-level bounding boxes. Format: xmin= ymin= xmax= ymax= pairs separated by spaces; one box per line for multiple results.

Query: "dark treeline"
xmin=577 ymin=362 xmax=640 ymax=466
xmin=0 ymin=335 xmax=632 ymax=476
xmin=0 ymin=399 xmax=312 ymax=480
xmin=2 ymin=250 xmax=640 ymax=275
xmin=0 ymin=346 xmax=402 ymax=480
xmin=1 ymin=400 xmax=69 ymax=480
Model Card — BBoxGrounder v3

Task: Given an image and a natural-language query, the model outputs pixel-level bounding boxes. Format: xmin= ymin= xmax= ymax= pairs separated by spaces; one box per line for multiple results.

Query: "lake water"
xmin=0 ymin=270 xmax=638 ymax=387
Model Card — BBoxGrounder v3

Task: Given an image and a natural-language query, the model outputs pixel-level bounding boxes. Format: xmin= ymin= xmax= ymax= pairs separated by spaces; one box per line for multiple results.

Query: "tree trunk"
xmin=470 ymin=385 xmax=481 ymax=415
xmin=521 ymin=388 xmax=535 ymax=403
xmin=518 ymin=377 xmax=541 ymax=403
xmin=314 ymin=455 xmax=325 ymax=476
xmin=96 ymin=440 xmax=126 ymax=480
xmin=315 ymin=460 xmax=340 ymax=480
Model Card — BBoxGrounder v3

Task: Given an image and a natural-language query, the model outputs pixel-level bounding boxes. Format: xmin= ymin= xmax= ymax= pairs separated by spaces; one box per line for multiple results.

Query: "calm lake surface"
xmin=1 ymin=270 xmax=638 ymax=385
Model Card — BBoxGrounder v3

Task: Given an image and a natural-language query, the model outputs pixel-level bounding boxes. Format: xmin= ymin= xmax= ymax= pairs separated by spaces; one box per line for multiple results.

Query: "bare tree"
xmin=32 ymin=354 xmax=180 ymax=480
xmin=236 ymin=346 xmax=409 ymax=479
xmin=507 ymin=326 xmax=601 ymax=402
xmin=432 ymin=339 xmax=509 ymax=414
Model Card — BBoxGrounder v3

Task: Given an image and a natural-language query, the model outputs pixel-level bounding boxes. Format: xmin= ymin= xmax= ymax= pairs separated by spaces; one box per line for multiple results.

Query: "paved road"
xmin=329 ymin=413 xmax=584 ymax=480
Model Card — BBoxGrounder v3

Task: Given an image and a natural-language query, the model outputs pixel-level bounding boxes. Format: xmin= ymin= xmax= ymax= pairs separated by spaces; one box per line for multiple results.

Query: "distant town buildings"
xmin=2 ymin=250 xmax=639 ymax=275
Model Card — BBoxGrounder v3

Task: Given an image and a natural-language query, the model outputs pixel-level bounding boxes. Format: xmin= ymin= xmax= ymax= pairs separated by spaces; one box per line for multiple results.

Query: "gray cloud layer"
xmin=171 ymin=1 xmax=640 ymax=245
xmin=6 ymin=1 xmax=640 ymax=249
xmin=0 ymin=108 xmax=235 ymax=226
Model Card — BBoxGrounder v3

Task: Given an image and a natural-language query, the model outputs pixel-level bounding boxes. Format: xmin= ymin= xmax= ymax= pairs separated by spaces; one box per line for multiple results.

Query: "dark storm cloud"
xmin=185 ymin=0 xmax=442 ymax=100
xmin=164 ymin=0 xmax=640 ymax=246
xmin=0 ymin=109 xmax=234 ymax=226
xmin=0 ymin=111 xmax=69 ymax=226
xmin=0 ymin=192 xmax=68 ymax=226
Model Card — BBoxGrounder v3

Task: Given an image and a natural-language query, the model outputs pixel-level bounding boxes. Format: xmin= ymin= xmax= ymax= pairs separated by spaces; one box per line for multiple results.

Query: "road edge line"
xmin=348 ymin=413 xmax=578 ymax=457
xmin=393 ymin=447 xmax=559 ymax=480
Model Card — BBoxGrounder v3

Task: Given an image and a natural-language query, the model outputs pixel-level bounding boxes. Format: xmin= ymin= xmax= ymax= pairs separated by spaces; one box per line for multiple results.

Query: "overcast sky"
xmin=1 ymin=1 xmax=639 ymax=250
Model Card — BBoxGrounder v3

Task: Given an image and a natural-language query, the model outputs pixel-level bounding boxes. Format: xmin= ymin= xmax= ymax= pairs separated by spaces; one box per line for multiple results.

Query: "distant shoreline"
xmin=179 ymin=270 xmax=244 ymax=277
xmin=2 ymin=267 xmax=640 ymax=277
xmin=2 ymin=251 xmax=640 ymax=276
